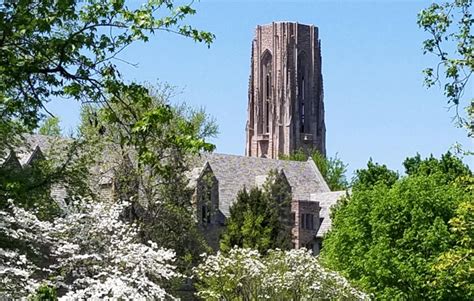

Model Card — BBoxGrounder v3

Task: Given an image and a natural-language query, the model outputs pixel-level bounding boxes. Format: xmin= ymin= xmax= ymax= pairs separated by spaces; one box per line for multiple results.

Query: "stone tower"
xmin=245 ymin=22 xmax=326 ymax=159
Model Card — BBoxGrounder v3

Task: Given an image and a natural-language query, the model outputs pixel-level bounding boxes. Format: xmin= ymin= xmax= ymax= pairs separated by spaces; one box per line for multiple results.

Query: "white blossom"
xmin=194 ymin=247 xmax=371 ymax=300
xmin=0 ymin=198 xmax=179 ymax=299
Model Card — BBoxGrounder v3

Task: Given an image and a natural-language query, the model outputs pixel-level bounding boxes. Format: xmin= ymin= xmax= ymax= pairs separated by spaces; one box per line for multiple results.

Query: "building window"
xmin=264 ymin=71 xmax=271 ymax=133
xmin=201 ymin=184 xmax=212 ymax=224
xmin=301 ymin=102 xmax=305 ymax=133
xmin=266 ymin=73 xmax=271 ymax=100
xmin=298 ymin=52 xmax=307 ymax=133
xmin=301 ymin=77 xmax=305 ymax=100
xmin=300 ymin=75 xmax=305 ymax=133
xmin=301 ymin=213 xmax=314 ymax=230
xmin=306 ymin=214 xmax=314 ymax=230
xmin=265 ymin=99 xmax=270 ymax=133
xmin=261 ymin=51 xmax=272 ymax=134
xmin=291 ymin=212 xmax=296 ymax=225
xmin=201 ymin=204 xmax=211 ymax=224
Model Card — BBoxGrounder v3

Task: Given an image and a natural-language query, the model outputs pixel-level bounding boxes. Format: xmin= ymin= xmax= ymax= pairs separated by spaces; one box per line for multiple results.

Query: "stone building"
xmin=2 ymin=22 xmax=344 ymax=255
xmin=2 ymin=136 xmax=345 ymax=255
xmin=189 ymin=153 xmax=345 ymax=254
xmin=246 ymin=22 xmax=326 ymax=159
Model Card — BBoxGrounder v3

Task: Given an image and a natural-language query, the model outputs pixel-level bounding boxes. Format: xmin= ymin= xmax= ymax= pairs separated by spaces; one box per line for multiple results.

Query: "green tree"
xmin=78 ymin=83 xmax=217 ymax=275
xmin=431 ymin=194 xmax=473 ymax=298
xmin=220 ymin=170 xmax=293 ymax=253
xmin=322 ymin=153 xmax=473 ymax=300
xmin=0 ymin=0 xmax=214 ymax=131
xmin=38 ymin=117 xmax=61 ymax=137
xmin=418 ymin=0 xmax=473 ymax=135
xmin=280 ymin=149 xmax=349 ymax=191
xmin=352 ymin=159 xmax=399 ymax=189
xmin=0 ymin=0 xmax=215 ymax=219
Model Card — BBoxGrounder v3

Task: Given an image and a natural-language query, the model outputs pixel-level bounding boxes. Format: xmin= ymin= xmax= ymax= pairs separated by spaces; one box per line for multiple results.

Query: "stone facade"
xmin=190 ymin=153 xmax=343 ymax=254
xmin=246 ymin=22 xmax=326 ymax=159
xmin=192 ymin=163 xmax=225 ymax=250
xmin=291 ymin=199 xmax=320 ymax=253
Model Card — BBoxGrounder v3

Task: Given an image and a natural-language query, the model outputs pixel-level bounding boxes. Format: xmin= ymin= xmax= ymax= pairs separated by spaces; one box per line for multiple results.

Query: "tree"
xmin=0 ymin=0 xmax=216 ymax=236
xmin=0 ymin=0 xmax=214 ymax=131
xmin=418 ymin=0 xmax=473 ymax=135
xmin=38 ymin=117 xmax=61 ymax=136
xmin=0 ymin=197 xmax=180 ymax=299
xmin=322 ymin=153 xmax=473 ymax=300
xmin=280 ymin=149 xmax=349 ymax=191
xmin=352 ymin=159 xmax=399 ymax=189
xmin=194 ymin=247 xmax=369 ymax=301
xmin=78 ymin=83 xmax=217 ymax=274
xmin=220 ymin=170 xmax=293 ymax=253
xmin=431 ymin=197 xmax=473 ymax=298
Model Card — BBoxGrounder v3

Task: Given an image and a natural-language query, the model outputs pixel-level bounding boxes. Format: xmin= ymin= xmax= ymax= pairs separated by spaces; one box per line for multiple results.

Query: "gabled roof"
xmin=192 ymin=152 xmax=330 ymax=217
xmin=311 ymin=191 xmax=347 ymax=238
xmin=1 ymin=134 xmax=70 ymax=168
xmin=1 ymin=150 xmax=22 ymax=169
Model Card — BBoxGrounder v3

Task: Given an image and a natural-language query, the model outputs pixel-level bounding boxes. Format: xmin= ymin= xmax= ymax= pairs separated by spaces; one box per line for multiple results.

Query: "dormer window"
xmin=201 ymin=183 xmax=213 ymax=224
xmin=201 ymin=204 xmax=211 ymax=224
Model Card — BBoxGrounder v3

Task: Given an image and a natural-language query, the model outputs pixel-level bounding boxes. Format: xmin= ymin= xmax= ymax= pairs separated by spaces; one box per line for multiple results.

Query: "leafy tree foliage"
xmin=0 ymin=0 xmax=214 ymax=130
xmin=0 ymin=0 xmax=215 ymax=224
xmin=418 ymin=0 xmax=473 ymax=135
xmin=352 ymin=159 xmax=399 ymax=189
xmin=1 ymin=1 xmax=216 ymax=294
xmin=280 ymin=149 xmax=349 ymax=191
xmin=322 ymin=153 xmax=473 ymax=300
xmin=78 ymin=83 xmax=217 ymax=273
xmin=220 ymin=170 xmax=293 ymax=253
xmin=38 ymin=117 xmax=61 ymax=137
xmin=431 ymin=197 xmax=473 ymax=297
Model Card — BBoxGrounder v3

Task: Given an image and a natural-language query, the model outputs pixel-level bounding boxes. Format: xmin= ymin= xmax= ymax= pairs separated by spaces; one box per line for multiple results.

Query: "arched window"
xmin=261 ymin=50 xmax=272 ymax=134
xmin=298 ymin=52 xmax=307 ymax=133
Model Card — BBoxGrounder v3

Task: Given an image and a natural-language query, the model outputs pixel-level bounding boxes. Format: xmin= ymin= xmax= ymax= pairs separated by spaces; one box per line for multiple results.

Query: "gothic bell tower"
xmin=245 ymin=22 xmax=326 ymax=159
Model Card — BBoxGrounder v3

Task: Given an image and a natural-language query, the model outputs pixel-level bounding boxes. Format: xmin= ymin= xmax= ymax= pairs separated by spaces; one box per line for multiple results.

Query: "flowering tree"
xmin=0 ymin=198 xmax=180 ymax=299
xmin=194 ymin=247 xmax=369 ymax=301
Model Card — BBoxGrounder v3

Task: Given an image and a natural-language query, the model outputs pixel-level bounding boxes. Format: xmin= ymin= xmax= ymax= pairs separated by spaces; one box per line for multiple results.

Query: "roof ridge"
xmin=203 ymin=152 xmax=309 ymax=165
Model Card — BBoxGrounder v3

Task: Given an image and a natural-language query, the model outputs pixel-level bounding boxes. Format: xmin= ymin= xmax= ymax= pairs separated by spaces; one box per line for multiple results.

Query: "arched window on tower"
xmin=261 ymin=51 xmax=272 ymax=134
xmin=298 ymin=52 xmax=307 ymax=133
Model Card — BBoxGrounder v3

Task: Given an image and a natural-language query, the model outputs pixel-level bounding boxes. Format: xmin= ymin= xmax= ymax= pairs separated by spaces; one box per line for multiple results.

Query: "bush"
xmin=194 ymin=247 xmax=369 ymax=300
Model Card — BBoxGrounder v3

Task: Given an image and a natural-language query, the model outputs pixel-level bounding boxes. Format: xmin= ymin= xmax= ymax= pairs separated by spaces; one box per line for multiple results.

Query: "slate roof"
xmin=0 ymin=134 xmax=73 ymax=166
xmin=192 ymin=152 xmax=331 ymax=217
xmin=1 ymin=135 xmax=57 ymax=167
xmin=0 ymin=135 xmax=73 ymax=205
xmin=311 ymin=191 xmax=347 ymax=238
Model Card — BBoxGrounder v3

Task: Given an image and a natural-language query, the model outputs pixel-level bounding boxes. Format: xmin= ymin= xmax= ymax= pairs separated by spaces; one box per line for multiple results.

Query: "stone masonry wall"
xmin=291 ymin=199 xmax=320 ymax=253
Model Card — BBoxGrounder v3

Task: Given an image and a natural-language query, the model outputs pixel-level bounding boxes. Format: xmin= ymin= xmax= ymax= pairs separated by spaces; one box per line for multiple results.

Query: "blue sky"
xmin=49 ymin=0 xmax=473 ymax=177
